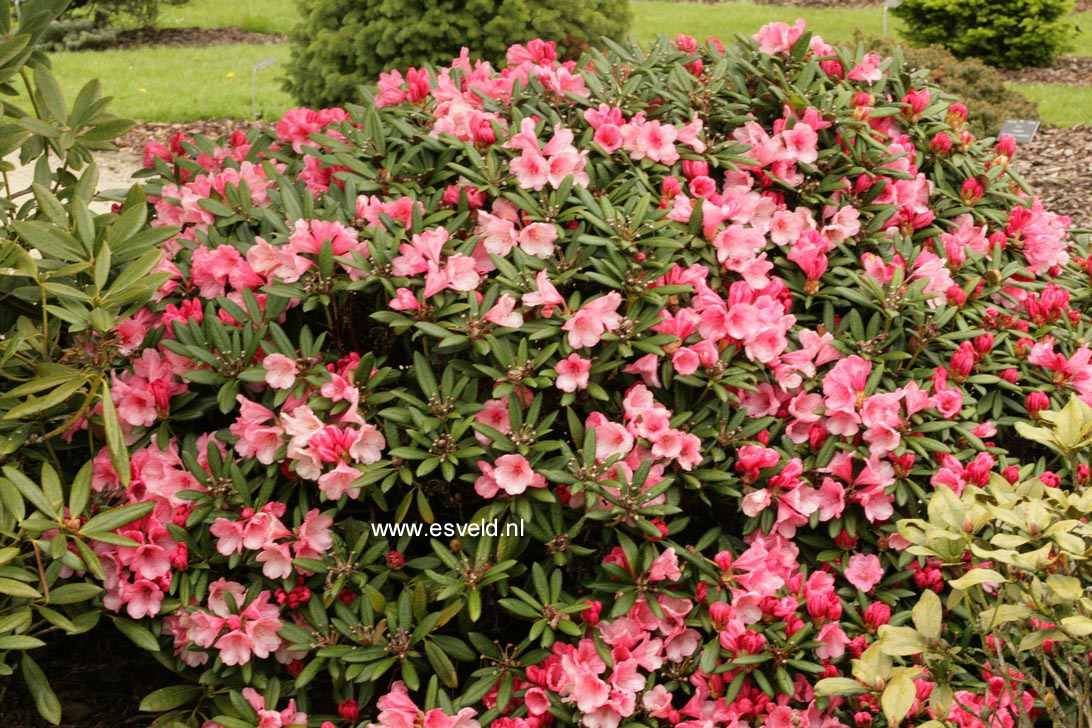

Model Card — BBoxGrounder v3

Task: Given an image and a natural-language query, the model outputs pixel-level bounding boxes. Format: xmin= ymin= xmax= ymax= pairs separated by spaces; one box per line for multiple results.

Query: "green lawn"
xmin=633 ymin=1 xmax=904 ymax=45
xmin=157 ymin=0 xmax=297 ymax=35
xmin=1074 ymin=13 xmax=1092 ymax=56
xmin=29 ymin=1 xmax=1092 ymax=124
xmin=45 ymin=43 xmax=293 ymax=121
xmin=631 ymin=4 xmax=1092 ymax=56
xmin=1010 ymin=83 xmax=1092 ymax=128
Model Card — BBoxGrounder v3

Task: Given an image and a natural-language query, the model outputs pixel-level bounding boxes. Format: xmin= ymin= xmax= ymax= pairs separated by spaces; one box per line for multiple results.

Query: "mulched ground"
xmin=95 ymin=25 xmax=284 ymax=51
xmin=0 ymin=624 xmax=175 ymax=728
xmin=113 ymin=119 xmax=267 ymax=153
xmin=1000 ymin=55 xmax=1092 ymax=86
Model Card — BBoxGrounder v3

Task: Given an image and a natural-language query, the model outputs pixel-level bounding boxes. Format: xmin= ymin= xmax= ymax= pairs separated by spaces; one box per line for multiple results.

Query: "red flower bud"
xmin=681 ymin=160 xmax=709 ymax=180
xmin=946 ymin=102 xmax=969 ymax=129
xmin=581 ymin=599 xmax=603 ymax=626
xmin=386 ymin=550 xmax=406 ymax=570
xmin=863 ymin=602 xmax=892 ymax=630
xmin=946 ymin=285 xmax=967 ymax=307
xmin=645 ymin=518 xmax=669 ymax=541
xmin=1025 ymin=391 xmax=1050 ymax=417
xmin=338 ymin=699 xmax=360 ymax=723
xmin=834 ymin=530 xmax=858 ymax=551
xmin=929 ymin=131 xmax=953 ymax=156
xmin=960 ymin=178 xmax=985 ymax=205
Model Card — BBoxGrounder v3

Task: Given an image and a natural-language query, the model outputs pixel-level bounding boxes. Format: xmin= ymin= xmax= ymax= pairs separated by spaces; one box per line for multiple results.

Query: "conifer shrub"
xmin=894 ymin=0 xmax=1076 ymax=69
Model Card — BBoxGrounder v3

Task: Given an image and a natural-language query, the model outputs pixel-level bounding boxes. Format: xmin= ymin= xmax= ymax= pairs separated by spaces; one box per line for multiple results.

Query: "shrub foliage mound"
xmin=6 ymin=16 xmax=1092 ymax=728
xmin=284 ymin=0 xmax=633 ymax=107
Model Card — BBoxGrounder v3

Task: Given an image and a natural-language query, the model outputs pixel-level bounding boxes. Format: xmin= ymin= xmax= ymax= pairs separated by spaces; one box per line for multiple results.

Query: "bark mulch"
xmin=1011 ymin=124 xmax=1092 ymax=232
xmin=1001 ymin=55 xmax=1092 ymax=87
xmin=113 ymin=119 xmax=268 ymax=152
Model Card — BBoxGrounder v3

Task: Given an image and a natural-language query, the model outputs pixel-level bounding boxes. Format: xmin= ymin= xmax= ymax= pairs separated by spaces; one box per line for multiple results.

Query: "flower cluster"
xmin=163 ymin=579 xmax=287 ymax=667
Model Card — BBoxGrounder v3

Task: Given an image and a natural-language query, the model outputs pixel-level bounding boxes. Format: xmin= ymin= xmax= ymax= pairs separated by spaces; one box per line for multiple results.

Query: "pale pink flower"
xmin=262 ymin=353 xmax=297 ymax=390
xmin=648 ymin=548 xmax=682 ymax=582
xmin=563 ymin=292 xmax=623 ymax=348
xmin=475 ymin=454 xmax=546 ymax=497
xmin=781 ymin=123 xmax=818 ymax=164
xmin=845 ymin=553 xmax=884 ymax=592
xmin=317 ymin=462 xmax=363 ymax=500
xmin=215 ymin=628 xmax=254 ymax=666
xmin=517 ymin=222 xmax=558 ymax=258
xmin=256 ymin=543 xmax=294 ymax=580
xmin=814 ymin=622 xmax=849 ymax=660
xmin=510 ymin=150 xmax=551 ymax=191
xmin=122 ymin=579 xmax=164 ymax=619
xmin=522 ymin=270 xmax=564 ymax=316
xmin=485 ymin=294 xmax=524 ymax=328
xmin=847 ymin=53 xmax=884 ymax=82
xmin=555 ymin=354 xmax=592 ymax=392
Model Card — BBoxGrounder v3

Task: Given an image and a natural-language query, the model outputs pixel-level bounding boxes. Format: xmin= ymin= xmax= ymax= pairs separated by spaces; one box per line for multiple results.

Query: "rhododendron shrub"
xmin=59 ymin=24 xmax=1092 ymax=727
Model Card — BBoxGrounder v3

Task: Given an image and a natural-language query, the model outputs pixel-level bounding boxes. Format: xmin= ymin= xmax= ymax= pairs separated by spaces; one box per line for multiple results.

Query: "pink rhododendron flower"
xmin=555 ymin=353 xmax=592 ymax=392
xmin=845 ymin=553 xmax=884 ymax=592
xmin=475 ymin=454 xmax=547 ymax=497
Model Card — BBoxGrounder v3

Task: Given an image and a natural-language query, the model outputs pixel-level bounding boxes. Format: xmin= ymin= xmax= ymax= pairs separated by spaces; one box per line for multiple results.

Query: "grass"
xmin=633 ymin=1 xmax=905 ymax=45
xmin=44 ymin=43 xmax=293 ymax=122
xmin=1071 ymin=12 xmax=1092 ymax=56
xmin=157 ymin=0 xmax=297 ymax=35
xmin=29 ymin=1 xmax=1092 ymax=124
xmin=633 ymin=5 xmax=1092 ymax=57
xmin=1010 ymin=83 xmax=1092 ymax=128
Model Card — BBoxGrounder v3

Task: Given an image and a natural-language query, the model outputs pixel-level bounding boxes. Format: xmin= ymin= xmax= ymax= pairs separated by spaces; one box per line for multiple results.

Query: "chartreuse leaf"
xmin=882 ymin=671 xmax=918 ymax=726
xmin=948 ymin=568 xmax=1006 ymax=591
xmin=877 ymin=625 xmax=927 ymax=656
xmin=814 ymin=677 xmax=868 ymax=697
xmin=912 ymin=590 xmax=942 ymax=641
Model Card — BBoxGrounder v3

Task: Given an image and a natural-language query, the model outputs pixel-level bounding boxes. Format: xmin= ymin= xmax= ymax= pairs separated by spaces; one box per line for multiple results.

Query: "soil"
xmin=0 ymin=623 xmax=175 ymax=728
xmin=93 ymin=25 xmax=284 ymax=51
